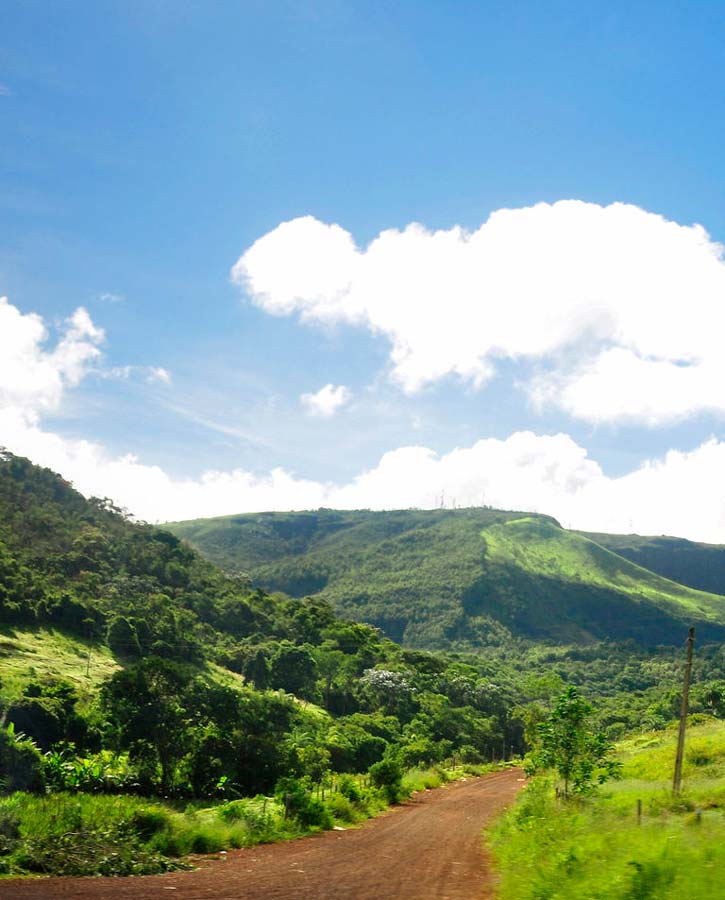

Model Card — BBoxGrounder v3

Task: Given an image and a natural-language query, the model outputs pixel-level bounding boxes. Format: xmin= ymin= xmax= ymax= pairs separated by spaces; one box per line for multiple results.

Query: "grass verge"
xmin=489 ymin=720 xmax=725 ymax=899
xmin=0 ymin=761 xmax=502 ymax=878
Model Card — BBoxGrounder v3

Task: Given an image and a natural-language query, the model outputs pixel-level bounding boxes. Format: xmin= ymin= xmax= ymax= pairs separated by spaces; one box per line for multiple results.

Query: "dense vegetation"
xmin=0 ymin=454 xmax=531 ymax=874
xmin=0 ymin=760 xmax=463 ymax=876
xmin=168 ymin=509 xmax=725 ymax=648
xmin=492 ymin=718 xmax=725 ymax=899
xmin=0 ymin=456 xmax=523 ymax=783
xmin=581 ymin=531 xmax=725 ymax=597
xmin=3 ymin=451 xmax=725 ymax=880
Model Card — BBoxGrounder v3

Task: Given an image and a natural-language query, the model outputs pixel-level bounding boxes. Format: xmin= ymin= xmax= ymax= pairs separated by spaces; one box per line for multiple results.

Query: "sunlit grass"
xmin=0 ymin=626 xmax=119 ymax=703
xmin=487 ymin=520 xmax=723 ymax=621
xmin=490 ymin=720 xmax=725 ymax=900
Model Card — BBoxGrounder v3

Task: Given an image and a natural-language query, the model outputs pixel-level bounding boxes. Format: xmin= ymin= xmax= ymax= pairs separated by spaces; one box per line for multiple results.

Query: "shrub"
xmin=296 ymin=797 xmax=332 ymax=829
xmin=0 ymin=807 xmax=20 ymax=855
xmin=18 ymin=829 xmax=177 ymax=876
xmin=126 ymin=807 xmax=173 ymax=840
xmin=190 ymin=826 xmax=225 ymax=854
xmin=326 ymin=793 xmax=356 ymax=823
xmin=217 ymin=800 xmax=245 ymax=822
xmin=0 ymin=725 xmax=45 ymax=794
xmin=275 ymin=776 xmax=332 ymax=830
xmin=337 ymin=774 xmax=361 ymax=803
xmin=218 ymin=799 xmax=269 ymax=833
xmin=369 ymin=757 xmax=404 ymax=803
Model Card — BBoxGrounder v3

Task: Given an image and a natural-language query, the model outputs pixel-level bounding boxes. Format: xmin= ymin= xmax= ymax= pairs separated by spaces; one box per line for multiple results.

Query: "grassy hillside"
xmin=0 ymin=627 xmax=119 ymax=703
xmin=0 ymin=452 xmax=536 ymax=811
xmin=581 ymin=531 xmax=725 ymax=596
xmin=491 ymin=718 xmax=725 ymax=899
xmin=5 ymin=452 xmax=725 ymax=881
xmin=168 ymin=509 xmax=725 ymax=648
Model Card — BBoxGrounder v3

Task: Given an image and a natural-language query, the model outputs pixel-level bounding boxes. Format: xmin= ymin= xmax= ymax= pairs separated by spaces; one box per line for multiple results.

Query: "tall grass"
xmin=490 ymin=720 xmax=725 ymax=900
xmin=0 ymin=761 xmax=493 ymax=877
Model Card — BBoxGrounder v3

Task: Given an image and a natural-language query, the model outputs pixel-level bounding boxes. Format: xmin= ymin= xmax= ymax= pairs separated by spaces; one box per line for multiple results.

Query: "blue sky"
xmin=2 ymin=1 xmax=725 ymax=540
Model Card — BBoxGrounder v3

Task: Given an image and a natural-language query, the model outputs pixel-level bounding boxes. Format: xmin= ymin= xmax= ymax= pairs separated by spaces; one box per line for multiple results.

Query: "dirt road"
xmin=4 ymin=768 xmax=524 ymax=900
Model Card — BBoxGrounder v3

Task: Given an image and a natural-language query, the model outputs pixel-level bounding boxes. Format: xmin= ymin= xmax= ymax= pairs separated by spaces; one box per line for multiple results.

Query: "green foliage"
xmin=169 ymin=508 xmax=725 ymax=649
xmin=491 ymin=721 xmax=725 ymax=900
xmin=583 ymin=531 xmax=725 ymax=596
xmin=0 ymin=794 xmax=182 ymax=876
xmin=0 ymin=724 xmax=45 ymax=794
xmin=101 ymin=656 xmax=195 ymax=792
xmin=369 ymin=756 xmax=404 ymax=802
xmin=275 ymin=776 xmax=332 ymax=829
xmin=337 ymin=773 xmax=362 ymax=802
xmin=529 ymin=687 xmax=621 ymax=797
xmin=270 ymin=641 xmax=318 ymax=699
xmin=7 ymin=451 xmax=725 ymax=879
xmin=5 ymin=677 xmax=91 ymax=751
xmin=17 ymin=827 xmax=176 ymax=877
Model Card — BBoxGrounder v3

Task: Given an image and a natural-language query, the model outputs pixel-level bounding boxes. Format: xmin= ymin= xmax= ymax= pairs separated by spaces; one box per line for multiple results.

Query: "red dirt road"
xmin=4 ymin=768 xmax=525 ymax=900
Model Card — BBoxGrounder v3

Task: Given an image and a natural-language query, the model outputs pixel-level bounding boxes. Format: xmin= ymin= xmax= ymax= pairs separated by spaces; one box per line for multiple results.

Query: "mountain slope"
xmin=167 ymin=509 xmax=725 ymax=648
xmin=579 ymin=531 xmax=725 ymax=596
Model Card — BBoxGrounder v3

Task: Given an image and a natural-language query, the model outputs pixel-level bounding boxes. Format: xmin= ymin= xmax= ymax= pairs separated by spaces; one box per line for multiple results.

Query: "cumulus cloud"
xmin=300 ymin=383 xmax=350 ymax=417
xmin=530 ymin=349 xmax=725 ymax=426
xmin=5 ymin=398 xmax=725 ymax=542
xmin=232 ymin=202 xmax=725 ymax=425
xmin=3 ymin=296 xmax=725 ymax=542
xmin=0 ymin=297 xmax=104 ymax=415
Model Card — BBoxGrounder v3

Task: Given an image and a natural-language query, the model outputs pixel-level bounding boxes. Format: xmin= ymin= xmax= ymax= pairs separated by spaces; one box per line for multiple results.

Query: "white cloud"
xmin=232 ymin=202 xmax=725 ymax=425
xmin=148 ymin=366 xmax=172 ymax=385
xmin=101 ymin=364 xmax=172 ymax=385
xmin=2 ymin=298 xmax=725 ymax=543
xmin=0 ymin=297 xmax=104 ymax=415
xmin=102 ymin=365 xmax=134 ymax=380
xmin=5 ymin=395 xmax=725 ymax=542
xmin=0 ymin=83 xmax=12 ymax=97
xmin=530 ymin=348 xmax=725 ymax=426
xmin=300 ymin=383 xmax=350 ymax=417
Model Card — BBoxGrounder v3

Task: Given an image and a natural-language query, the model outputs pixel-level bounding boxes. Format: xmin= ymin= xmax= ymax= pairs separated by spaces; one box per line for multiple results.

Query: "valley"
xmin=2 ymin=452 xmax=725 ymax=896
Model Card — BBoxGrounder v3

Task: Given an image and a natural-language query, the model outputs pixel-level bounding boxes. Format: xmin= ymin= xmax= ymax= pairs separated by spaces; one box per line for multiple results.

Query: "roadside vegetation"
xmin=491 ymin=718 xmax=725 ymax=899
xmin=0 ymin=760 xmax=493 ymax=876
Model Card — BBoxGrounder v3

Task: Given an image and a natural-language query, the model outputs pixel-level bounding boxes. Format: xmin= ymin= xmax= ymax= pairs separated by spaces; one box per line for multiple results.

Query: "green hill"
xmin=5 ymin=451 xmax=725 ymax=880
xmin=579 ymin=531 xmax=725 ymax=596
xmin=0 ymin=452 xmax=526 ymax=801
xmin=167 ymin=509 xmax=725 ymax=649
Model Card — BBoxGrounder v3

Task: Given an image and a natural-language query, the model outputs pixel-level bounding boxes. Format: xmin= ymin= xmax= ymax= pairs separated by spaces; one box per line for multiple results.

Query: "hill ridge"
xmin=167 ymin=508 xmax=725 ymax=649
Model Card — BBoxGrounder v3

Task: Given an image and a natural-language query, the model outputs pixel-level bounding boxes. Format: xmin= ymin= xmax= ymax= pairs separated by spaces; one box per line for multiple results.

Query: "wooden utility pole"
xmin=673 ymin=627 xmax=695 ymax=796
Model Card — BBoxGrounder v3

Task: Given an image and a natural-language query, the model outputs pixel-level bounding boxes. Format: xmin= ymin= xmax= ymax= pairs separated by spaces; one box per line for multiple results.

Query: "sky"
xmin=2 ymin=0 xmax=725 ymax=541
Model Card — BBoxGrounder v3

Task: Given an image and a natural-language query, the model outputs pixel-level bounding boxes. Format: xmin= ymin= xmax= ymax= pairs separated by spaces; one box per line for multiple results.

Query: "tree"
xmin=242 ymin=648 xmax=271 ymax=689
xmin=530 ymin=686 xmax=620 ymax=797
xmin=369 ymin=755 xmax=404 ymax=802
xmin=270 ymin=642 xmax=318 ymax=699
xmin=100 ymin=657 xmax=193 ymax=792
xmin=313 ymin=645 xmax=346 ymax=709
xmin=359 ymin=668 xmax=415 ymax=718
